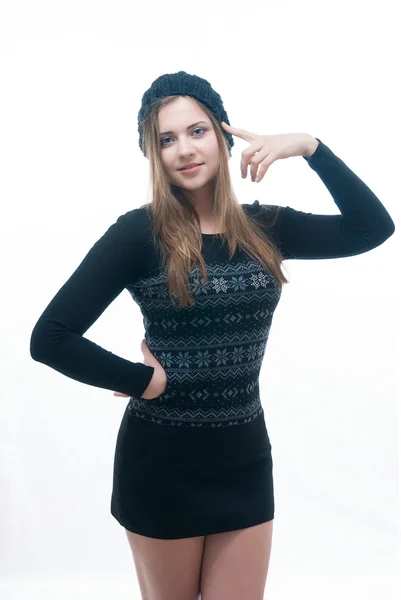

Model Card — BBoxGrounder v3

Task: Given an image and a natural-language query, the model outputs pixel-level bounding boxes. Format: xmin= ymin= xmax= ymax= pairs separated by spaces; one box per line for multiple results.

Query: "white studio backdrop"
xmin=1 ymin=1 xmax=400 ymax=599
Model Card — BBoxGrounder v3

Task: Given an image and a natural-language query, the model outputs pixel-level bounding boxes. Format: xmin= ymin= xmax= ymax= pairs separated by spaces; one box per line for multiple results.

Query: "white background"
xmin=1 ymin=1 xmax=400 ymax=598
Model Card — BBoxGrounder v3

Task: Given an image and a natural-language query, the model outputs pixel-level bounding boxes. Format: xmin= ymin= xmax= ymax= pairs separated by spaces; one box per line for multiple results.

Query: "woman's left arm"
xmin=274 ymin=138 xmax=396 ymax=260
xmin=220 ymin=122 xmax=395 ymax=260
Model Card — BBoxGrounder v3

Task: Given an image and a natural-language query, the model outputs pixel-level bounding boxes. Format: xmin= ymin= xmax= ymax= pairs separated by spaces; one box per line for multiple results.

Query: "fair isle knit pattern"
xmin=127 ymin=246 xmax=282 ymax=428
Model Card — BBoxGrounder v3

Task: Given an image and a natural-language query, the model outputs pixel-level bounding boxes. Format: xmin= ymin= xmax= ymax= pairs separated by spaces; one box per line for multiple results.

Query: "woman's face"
xmin=157 ymin=96 xmax=220 ymax=194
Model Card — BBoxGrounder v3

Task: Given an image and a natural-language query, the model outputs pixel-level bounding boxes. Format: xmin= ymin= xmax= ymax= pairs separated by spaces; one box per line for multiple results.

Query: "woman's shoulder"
xmin=115 ymin=203 xmax=150 ymax=227
xmin=110 ymin=204 xmax=154 ymax=241
xmin=242 ymin=200 xmax=282 ymax=226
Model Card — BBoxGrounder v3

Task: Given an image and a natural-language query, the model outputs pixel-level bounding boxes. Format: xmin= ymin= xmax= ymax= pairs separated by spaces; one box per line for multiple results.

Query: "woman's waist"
xmin=121 ymin=403 xmax=271 ymax=466
xmin=163 ymin=365 xmax=261 ymax=393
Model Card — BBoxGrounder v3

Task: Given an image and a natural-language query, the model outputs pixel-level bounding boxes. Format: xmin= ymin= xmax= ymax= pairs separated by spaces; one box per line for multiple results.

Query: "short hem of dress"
xmin=110 ymin=506 xmax=275 ymax=540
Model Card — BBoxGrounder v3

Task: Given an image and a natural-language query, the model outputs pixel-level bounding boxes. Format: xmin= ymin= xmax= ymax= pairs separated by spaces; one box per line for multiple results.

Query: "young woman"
xmin=30 ymin=71 xmax=395 ymax=600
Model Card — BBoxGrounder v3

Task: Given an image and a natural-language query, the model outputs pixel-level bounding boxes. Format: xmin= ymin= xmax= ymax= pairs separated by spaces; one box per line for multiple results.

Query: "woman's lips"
xmin=179 ymin=164 xmax=203 ymax=174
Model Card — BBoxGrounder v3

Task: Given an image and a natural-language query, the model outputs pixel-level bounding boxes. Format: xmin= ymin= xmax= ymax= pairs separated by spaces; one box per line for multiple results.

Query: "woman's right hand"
xmin=113 ymin=339 xmax=167 ymax=400
xmin=138 ymin=339 xmax=167 ymax=400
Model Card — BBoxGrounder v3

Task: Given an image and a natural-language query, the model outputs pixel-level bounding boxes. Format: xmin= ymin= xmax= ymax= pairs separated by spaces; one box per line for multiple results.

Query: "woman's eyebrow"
xmin=159 ymin=120 xmax=209 ymax=136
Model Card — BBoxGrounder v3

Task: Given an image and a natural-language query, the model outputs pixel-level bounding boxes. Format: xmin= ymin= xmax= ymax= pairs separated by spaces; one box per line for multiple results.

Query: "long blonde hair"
xmin=139 ymin=95 xmax=289 ymax=308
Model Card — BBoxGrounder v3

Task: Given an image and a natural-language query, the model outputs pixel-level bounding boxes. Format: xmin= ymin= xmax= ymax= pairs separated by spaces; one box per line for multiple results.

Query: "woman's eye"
xmin=161 ymin=127 xmax=206 ymax=146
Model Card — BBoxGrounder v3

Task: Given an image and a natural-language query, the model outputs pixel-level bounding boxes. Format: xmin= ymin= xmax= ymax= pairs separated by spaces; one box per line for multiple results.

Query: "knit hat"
xmin=137 ymin=71 xmax=234 ymax=157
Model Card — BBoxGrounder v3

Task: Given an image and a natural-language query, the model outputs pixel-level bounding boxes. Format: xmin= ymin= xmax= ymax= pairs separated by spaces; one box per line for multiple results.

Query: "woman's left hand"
xmin=221 ymin=122 xmax=316 ymax=183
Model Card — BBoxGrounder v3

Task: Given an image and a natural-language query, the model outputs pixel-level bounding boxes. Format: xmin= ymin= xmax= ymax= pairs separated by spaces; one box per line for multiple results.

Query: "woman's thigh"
xmin=125 ymin=528 xmax=205 ymax=600
xmin=200 ymin=520 xmax=274 ymax=600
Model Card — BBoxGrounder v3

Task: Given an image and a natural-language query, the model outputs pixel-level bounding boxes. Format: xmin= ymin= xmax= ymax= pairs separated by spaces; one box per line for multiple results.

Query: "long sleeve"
xmin=254 ymin=138 xmax=395 ymax=260
xmin=30 ymin=209 xmax=155 ymax=398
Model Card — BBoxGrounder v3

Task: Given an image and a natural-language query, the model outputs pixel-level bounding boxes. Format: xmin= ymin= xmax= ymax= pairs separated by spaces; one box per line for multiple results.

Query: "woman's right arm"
xmin=30 ymin=209 xmax=155 ymax=399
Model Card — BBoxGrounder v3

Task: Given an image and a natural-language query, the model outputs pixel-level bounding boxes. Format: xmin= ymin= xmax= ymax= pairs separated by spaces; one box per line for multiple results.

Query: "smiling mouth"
xmin=179 ymin=164 xmax=204 ymax=172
